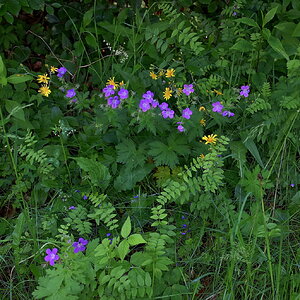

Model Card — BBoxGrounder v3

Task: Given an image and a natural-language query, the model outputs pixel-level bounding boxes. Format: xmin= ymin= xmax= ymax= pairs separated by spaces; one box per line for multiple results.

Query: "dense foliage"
xmin=0 ymin=0 xmax=300 ymax=299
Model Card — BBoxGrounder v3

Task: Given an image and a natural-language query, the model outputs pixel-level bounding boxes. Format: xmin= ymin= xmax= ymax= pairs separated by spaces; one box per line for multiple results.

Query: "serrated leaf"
xmin=127 ymin=234 xmax=147 ymax=246
xmin=121 ymin=216 xmax=131 ymax=238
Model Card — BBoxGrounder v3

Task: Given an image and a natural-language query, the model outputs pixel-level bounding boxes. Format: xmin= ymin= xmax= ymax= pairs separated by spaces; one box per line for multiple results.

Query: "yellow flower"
xmin=37 ymin=74 xmax=50 ymax=84
xmin=38 ymin=85 xmax=51 ymax=97
xmin=177 ymin=88 xmax=182 ymax=96
xmin=165 ymin=68 xmax=175 ymax=78
xmin=200 ymin=154 xmax=205 ymax=159
xmin=106 ymin=77 xmax=118 ymax=88
xmin=163 ymin=87 xmax=172 ymax=100
xmin=119 ymin=80 xmax=125 ymax=86
xmin=150 ymin=71 xmax=158 ymax=80
xmin=213 ymin=89 xmax=223 ymax=95
xmin=199 ymin=106 xmax=206 ymax=111
xmin=202 ymin=134 xmax=218 ymax=145
xmin=200 ymin=119 xmax=206 ymax=126
xmin=158 ymin=70 xmax=165 ymax=77
xmin=50 ymin=66 xmax=58 ymax=73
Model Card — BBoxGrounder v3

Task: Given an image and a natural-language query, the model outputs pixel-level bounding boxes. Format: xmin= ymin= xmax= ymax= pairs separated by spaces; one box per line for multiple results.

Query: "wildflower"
xmin=182 ymin=84 xmax=194 ymax=96
xmin=161 ymin=108 xmax=174 ymax=119
xmin=106 ymin=233 xmax=111 ymax=237
xmin=70 ymin=98 xmax=77 ymax=103
xmin=212 ymin=101 xmax=223 ymax=113
xmin=177 ymin=125 xmax=185 ymax=132
xmin=202 ymin=134 xmax=218 ymax=145
xmin=200 ymin=119 xmax=206 ymax=126
xmin=165 ymin=68 xmax=175 ymax=78
xmin=150 ymin=71 xmax=158 ymax=80
xmin=182 ymin=224 xmax=187 ymax=228
xmin=150 ymin=99 xmax=159 ymax=108
xmin=158 ymin=70 xmax=165 ymax=77
xmin=139 ymin=99 xmax=151 ymax=112
xmin=163 ymin=87 xmax=172 ymax=100
xmin=57 ymin=67 xmax=67 ymax=78
xmin=75 ymin=190 xmax=80 ymax=193
xmin=290 ymin=184 xmax=295 ymax=187
xmin=159 ymin=102 xmax=169 ymax=110
xmin=103 ymin=85 xmax=115 ymax=97
xmin=200 ymin=154 xmax=205 ymax=159
xmin=106 ymin=77 xmax=118 ymax=88
xmin=69 ymin=206 xmax=76 ymax=210
xmin=119 ymin=81 xmax=125 ymax=86
xmin=83 ymin=195 xmax=88 ymax=200
xmin=37 ymin=74 xmax=50 ymax=84
xmin=108 ymin=96 xmax=121 ymax=109
xmin=222 ymin=111 xmax=235 ymax=117
xmin=240 ymin=85 xmax=250 ymax=97
xmin=72 ymin=238 xmax=88 ymax=253
xmin=182 ymin=108 xmax=193 ymax=119
xmin=66 ymin=89 xmax=76 ymax=98
xmin=181 ymin=216 xmax=186 ymax=219
xmin=181 ymin=232 xmax=187 ymax=235
xmin=177 ymin=88 xmax=183 ymax=96
xmin=143 ymin=90 xmax=154 ymax=100
xmin=199 ymin=106 xmax=206 ymax=111
xmin=213 ymin=89 xmax=223 ymax=95
xmin=133 ymin=195 xmax=139 ymax=198
xmin=50 ymin=66 xmax=58 ymax=73
xmin=118 ymin=88 xmax=129 ymax=99
xmin=38 ymin=85 xmax=51 ymax=97
xmin=44 ymin=248 xmax=59 ymax=266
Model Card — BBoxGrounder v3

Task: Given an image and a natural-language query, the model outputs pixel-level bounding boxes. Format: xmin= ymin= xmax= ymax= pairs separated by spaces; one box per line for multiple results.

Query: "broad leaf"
xmin=121 ymin=216 xmax=131 ymax=238
xmin=128 ymin=234 xmax=147 ymax=246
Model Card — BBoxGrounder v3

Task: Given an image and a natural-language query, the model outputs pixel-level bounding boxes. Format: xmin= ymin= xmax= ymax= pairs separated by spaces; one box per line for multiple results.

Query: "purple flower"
xmin=44 ymin=248 xmax=59 ymax=266
xmin=290 ymin=184 xmax=295 ymax=187
xmin=240 ymin=85 xmax=250 ymax=97
xmin=139 ymin=99 xmax=151 ymax=112
xmin=75 ymin=190 xmax=80 ymax=193
xmin=142 ymin=90 xmax=154 ymax=100
xmin=69 ymin=206 xmax=76 ymax=210
xmin=118 ymin=88 xmax=129 ymax=99
xmin=182 ymin=224 xmax=187 ymax=228
xmin=66 ymin=89 xmax=76 ymax=98
xmin=222 ymin=111 xmax=235 ymax=117
xmin=212 ymin=101 xmax=224 ymax=113
xmin=106 ymin=233 xmax=111 ymax=237
xmin=103 ymin=85 xmax=115 ymax=97
xmin=133 ymin=195 xmax=139 ymax=198
xmin=83 ymin=195 xmax=88 ymax=200
xmin=159 ymin=102 xmax=169 ymax=110
xmin=177 ymin=125 xmax=185 ymax=132
xmin=182 ymin=84 xmax=194 ymax=96
xmin=150 ymin=99 xmax=159 ymax=108
xmin=181 ymin=216 xmax=186 ymax=219
xmin=181 ymin=232 xmax=187 ymax=235
xmin=182 ymin=108 xmax=193 ymax=119
xmin=70 ymin=98 xmax=77 ymax=103
xmin=108 ymin=96 xmax=121 ymax=108
xmin=57 ymin=67 xmax=67 ymax=78
xmin=162 ymin=108 xmax=174 ymax=119
xmin=233 ymin=12 xmax=237 ymax=16
xmin=72 ymin=238 xmax=88 ymax=253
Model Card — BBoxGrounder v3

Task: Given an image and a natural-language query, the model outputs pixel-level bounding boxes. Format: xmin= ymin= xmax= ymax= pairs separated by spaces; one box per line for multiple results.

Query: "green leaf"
xmin=236 ymin=17 xmax=259 ymax=28
xmin=5 ymin=100 xmax=25 ymax=121
xmin=127 ymin=234 xmax=147 ymax=246
xmin=83 ymin=8 xmax=93 ymax=27
xmin=230 ymin=39 xmax=253 ymax=52
xmin=243 ymin=138 xmax=264 ymax=168
xmin=118 ymin=240 xmax=129 ymax=260
xmin=121 ymin=216 xmax=131 ymax=238
xmin=292 ymin=22 xmax=300 ymax=37
xmin=7 ymin=74 xmax=33 ymax=84
xmin=0 ymin=54 xmax=7 ymax=78
xmin=262 ymin=6 xmax=278 ymax=27
xmin=268 ymin=35 xmax=289 ymax=60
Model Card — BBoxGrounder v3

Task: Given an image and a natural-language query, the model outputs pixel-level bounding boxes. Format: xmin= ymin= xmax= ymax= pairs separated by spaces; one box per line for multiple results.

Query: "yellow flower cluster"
xmin=149 ymin=68 xmax=175 ymax=80
xmin=202 ymin=134 xmax=218 ymax=145
xmin=106 ymin=77 xmax=124 ymax=88
xmin=37 ymin=68 xmax=55 ymax=97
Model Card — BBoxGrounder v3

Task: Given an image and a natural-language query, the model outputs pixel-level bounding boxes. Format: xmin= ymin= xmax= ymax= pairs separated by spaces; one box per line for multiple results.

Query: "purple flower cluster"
xmin=66 ymin=88 xmax=77 ymax=102
xmin=44 ymin=248 xmax=59 ymax=266
xmin=139 ymin=90 xmax=159 ymax=112
xmin=72 ymin=238 xmax=88 ymax=253
xmin=240 ymin=85 xmax=250 ymax=97
xmin=182 ymin=108 xmax=193 ymax=119
xmin=182 ymin=84 xmax=194 ymax=96
xmin=212 ymin=101 xmax=234 ymax=117
xmin=102 ymin=85 xmax=129 ymax=109
xmin=57 ymin=67 xmax=67 ymax=78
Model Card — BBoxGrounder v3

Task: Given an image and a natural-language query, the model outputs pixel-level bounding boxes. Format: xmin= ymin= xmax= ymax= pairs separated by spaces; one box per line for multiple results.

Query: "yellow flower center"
xmin=202 ymin=134 xmax=218 ymax=144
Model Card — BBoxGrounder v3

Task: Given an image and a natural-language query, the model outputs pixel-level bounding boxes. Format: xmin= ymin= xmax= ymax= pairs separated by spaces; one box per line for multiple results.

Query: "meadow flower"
xmin=37 ymin=74 xmax=50 ymax=84
xmin=66 ymin=89 xmax=76 ymax=98
xmin=200 ymin=119 xmax=206 ymax=126
xmin=108 ymin=96 xmax=121 ymax=108
xmin=159 ymin=102 xmax=168 ymax=110
xmin=118 ymin=88 xmax=129 ymax=99
xmin=177 ymin=125 xmax=185 ymax=132
xmin=182 ymin=84 xmax=194 ymax=96
xmin=162 ymin=108 xmax=174 ymax=119
xmin=57 ymin=67 xmax=67 ymax=78
xmin=150 ymin=71 xmax=158 ymax=80
xmin=199 ymin=106 xmax=206 ymax=111
xmin=165 ymin=68 xmax=175 ymax=78
xmin=50 ymin=66 xmax=58 ymax=73
xmin=202 ymin=134 xmax=218 ymax=145
xmin=212 ymin=101 xmax=223 ymax=113
xmin=38 ymin=85 xmax=51 ymax=97
xmin=213 ymin=89 xmax=223 ymax=95
xmin=103 ymin=85 xmax=115 ymax=97
xmin=200 ymin=154 xmax=205 ymax=159
xmin=163 ymin=87 xmax=172 ymax=100
xmin=69 ymin=206 xmax=76 ymax=210
xmin=240 ymin=85 xmax=250 ymax=97
xmin=139 ymin=99 xmax=151 ymax=112
xmin=222 ymin=111 xmax=235 ymax=117
xmin=106 ymin=77 xmax=118 ymax=88
xmin=44 ymin=248 xmax=59 ymax=266
xmin=83 ymin=195 xmax=88 ymax=200
xmin=290 ymin=184 xmax=295 ymax=187
xmin=150 ymin=99 xmax=159 ymax=108
xmin=72 ymin=238 xmax=88 ymax=253
xmin=143 ymin=90 xmax=154 ymax=100
xmin=182 ymin=108 xmax=193 ymax=119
